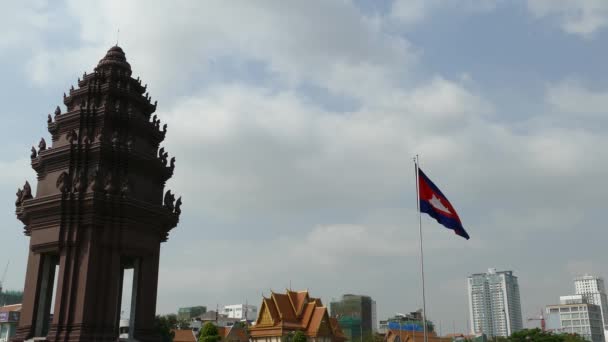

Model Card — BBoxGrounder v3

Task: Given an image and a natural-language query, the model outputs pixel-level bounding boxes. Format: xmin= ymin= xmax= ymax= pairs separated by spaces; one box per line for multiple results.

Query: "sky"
xmin=1 ymin=0 xmax=608 ymax=334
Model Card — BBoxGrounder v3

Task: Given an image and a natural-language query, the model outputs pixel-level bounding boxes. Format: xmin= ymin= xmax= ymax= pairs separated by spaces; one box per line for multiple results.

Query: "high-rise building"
xmin=574 ymin=275 xmax=608 ymax=330
xmin=330 ymin=294 xmax=375 ymax=340
xmin=467 ymin=268 xmax=523 ymax=337
xmin=371 ymin=300 xmax=377 ymax=333
xmin=177 ymin=306 xmax=207 ymax=321
xmin=546 ymin=295 xmax=605 ymax=342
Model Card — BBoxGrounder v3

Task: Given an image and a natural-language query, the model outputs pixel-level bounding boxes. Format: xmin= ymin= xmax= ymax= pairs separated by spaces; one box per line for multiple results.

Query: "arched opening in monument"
xmin=118 ymin=257 xmax=140 ymax=340
xmin=49 ymin=263 xmax=59 ymax=316
xmin=33 ymin=254 xmax=59 ymax=338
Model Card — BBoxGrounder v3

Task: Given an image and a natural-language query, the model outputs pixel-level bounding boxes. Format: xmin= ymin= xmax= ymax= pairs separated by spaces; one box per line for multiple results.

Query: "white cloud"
xmin=565 ymin=260 xmax=597 ymax=277
xmin=527 ymin=0 xmax=608 ymax=37
xmin=390 ymin=0 xmax=501 ymax=25
xmin=0 ymin=0 xmax=54 ymax=50
xmin=159 ymin=76 xmax=492 ymax=222
xmin=22 ymin=0 xmax=412 ymax=94
xmin=546 ymin=80 xmax=608 ymax=116
xmin=0 ymin=158 xmax=35 ymax=189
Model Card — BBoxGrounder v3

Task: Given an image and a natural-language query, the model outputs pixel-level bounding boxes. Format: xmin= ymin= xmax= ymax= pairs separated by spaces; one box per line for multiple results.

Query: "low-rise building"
xmin=0 ymin=304 xmax=21 ymax=342
xmin=249 ymin=289 xmax=346 ymax=342
xmin=379 ymin=311 xmax=434 ymax=335
xmin=223 ymin=304 xmax=258 ymax=320
xmin=190 ymin=310 xmax=241 ymax=330
xmin=545 ymin=295 xmax=605 ymax=342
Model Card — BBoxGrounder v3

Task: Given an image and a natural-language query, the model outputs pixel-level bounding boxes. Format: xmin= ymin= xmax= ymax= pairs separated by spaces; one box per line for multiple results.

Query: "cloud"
xmin=546 ymin=80 xmax=608 ymax=117
xmin=0 ymin=0 xmax=54 ymax=50
xmin=565 ymin=260 xmax=596 ymax=277
xmin=21 ymin=0 xmax=413 ymax=95
xmin=0 ymin=158 xmax=35 ymax=189
xmin=159 ymin=76 xmax=491 ymax=222
xmin=527 ymin=0 xmax=608 ymax=37
xmin=390 ymin=0 xmax=501 ymax=25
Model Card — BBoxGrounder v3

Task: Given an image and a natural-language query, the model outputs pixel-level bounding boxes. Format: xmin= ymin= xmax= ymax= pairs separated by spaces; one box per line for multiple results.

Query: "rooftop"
xmin=0 ymin=303 xmax=22 ymax=313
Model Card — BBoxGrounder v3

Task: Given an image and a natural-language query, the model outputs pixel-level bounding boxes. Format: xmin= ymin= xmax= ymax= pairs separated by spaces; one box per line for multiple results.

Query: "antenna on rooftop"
xmin=116 ymin=28 xmax=120 ymax=46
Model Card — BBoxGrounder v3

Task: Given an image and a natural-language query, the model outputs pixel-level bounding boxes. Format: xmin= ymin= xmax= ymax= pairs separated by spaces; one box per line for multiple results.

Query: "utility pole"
xmin=0 ymin=261 xmax=9 ymax=306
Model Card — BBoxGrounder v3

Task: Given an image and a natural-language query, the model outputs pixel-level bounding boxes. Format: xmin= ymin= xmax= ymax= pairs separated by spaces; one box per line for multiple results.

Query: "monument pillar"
xmin=13 ymin=46 xmax=181 ymax=341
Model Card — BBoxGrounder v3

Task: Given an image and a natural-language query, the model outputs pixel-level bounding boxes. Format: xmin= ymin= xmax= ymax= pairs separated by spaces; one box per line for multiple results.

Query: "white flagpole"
xmin=414 ymin=155 xmax=428 ymax=342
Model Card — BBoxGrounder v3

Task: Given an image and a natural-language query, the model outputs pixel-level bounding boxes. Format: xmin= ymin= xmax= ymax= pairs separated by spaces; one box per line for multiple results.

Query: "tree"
xmin=155 ymin=315 xmax=177 ymax=342
xmin=232 ymin=321 xmax=248 ymax=329
xmin=508 ymin=329 xmax=587 ymax=342
xmin=292 ymin=331 xmax=307 ymax=342
xmin=0 ymin=290 xmax=23 ymax=306
xmin=199 ymin=322 xmax=221 ymax=342
xmin=560 ymin=333 xmax=587 ymax=342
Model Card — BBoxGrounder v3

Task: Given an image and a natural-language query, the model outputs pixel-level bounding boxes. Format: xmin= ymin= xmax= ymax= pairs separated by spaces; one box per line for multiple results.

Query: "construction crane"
xmin=527 ymin=310 xmax=546 ymax=331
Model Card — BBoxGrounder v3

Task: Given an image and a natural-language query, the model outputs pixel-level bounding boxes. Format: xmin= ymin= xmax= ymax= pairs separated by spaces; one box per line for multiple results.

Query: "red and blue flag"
xmin=418 ymin=168 xmax=470 ymax=240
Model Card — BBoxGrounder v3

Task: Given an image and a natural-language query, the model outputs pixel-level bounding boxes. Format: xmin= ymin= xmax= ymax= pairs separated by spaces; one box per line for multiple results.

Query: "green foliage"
xmin=199 ymin=322 xmax=221 ymax=342
xmin=503 ymin=329 xmax=587 ymax=342
xmin=559 ymin=333 xmax=587 ymax=342
xmin=0 ymin=290 xmax=23 ymax=305
xmin=361 ymin=331 xmax=383 ymax=342
xmin=292 ymin=331 xmax=307 ymax=342
xmin=232 ymin=321 xmax=248 ymax=329
xmin=177 ymin=318 xmax=192 ymax=329
xmin=155 ymin=315 xmax=177 ymax=342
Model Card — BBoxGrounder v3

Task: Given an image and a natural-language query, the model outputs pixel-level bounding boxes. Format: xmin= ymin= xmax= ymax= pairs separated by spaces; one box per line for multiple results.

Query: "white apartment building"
xmin=223 ymin=304 xmax=258 ymax=320
xmin=546 ymin=295 xmax=605 ymax=342
xmin=575 ymin=275 xmax=608 ymax=327
xmin=574 ymin=275 xmax=608 ymax=341
xmin=467 ymin=268 xmax=523 ymax=337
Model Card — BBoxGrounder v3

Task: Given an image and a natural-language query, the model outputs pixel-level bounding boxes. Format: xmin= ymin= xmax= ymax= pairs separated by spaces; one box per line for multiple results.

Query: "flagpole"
xmin=414 ymin=155 xmax=428 ymax=342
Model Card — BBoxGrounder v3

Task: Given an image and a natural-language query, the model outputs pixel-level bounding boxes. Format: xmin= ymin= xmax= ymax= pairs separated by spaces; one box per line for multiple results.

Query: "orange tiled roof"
xmin=307 ymin=307 xmax=326 ymax=334
xmin=217 ymin=327 xmax=229 ymax=338
xmin=172 ymin=329 xmax=196 ymax=342
xmin=260 ymin=297 xmax=279 ymax=324
xmin=329 ymin=317 xmax=347 ymax=341
xmin=272 ymin=292 xmax=298 ymax=323
xmin=224 ymin=326 xmax=249 ymax=342
xmin=287 ymin=290 xmax=309 ymax=315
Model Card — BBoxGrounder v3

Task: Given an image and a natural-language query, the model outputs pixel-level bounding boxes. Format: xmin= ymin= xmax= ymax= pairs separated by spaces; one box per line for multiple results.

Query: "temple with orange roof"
xmin=250 ymin=290 xmax=347 ymax=342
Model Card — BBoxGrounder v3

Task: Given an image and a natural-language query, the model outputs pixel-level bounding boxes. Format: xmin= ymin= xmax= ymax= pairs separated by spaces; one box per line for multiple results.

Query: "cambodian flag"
xmin=418 ymin=168 xmax=470 ymax=240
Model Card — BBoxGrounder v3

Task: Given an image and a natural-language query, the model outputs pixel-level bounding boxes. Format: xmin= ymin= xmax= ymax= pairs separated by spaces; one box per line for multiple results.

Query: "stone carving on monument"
xmin=13 ymin=46 xmax=181 ymax=341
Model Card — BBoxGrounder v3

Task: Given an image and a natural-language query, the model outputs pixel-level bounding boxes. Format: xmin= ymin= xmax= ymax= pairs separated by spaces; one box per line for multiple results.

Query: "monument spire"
xmin=14 ymin=46 xmax=181 ymax=341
